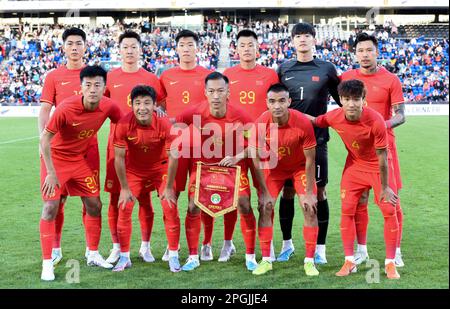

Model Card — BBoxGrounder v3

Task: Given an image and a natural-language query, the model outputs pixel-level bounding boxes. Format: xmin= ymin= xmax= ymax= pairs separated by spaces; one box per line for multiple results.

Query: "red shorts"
xmin=264 ymin=168 xmax=317 ymax=199
xmin=40 ymin=157 xmax=99 ymax=201
xmin=388 ymin=141 xmax=402 ymax=190
xmin=340 ymin=164 xmax=397 ymax=211
xmin=85 ymin=140 xmax=100 ymax=183
xmin=187 ymin=161 xmax=250 ymax=198
xmin=127 ymin=164 xmax=171 ymax=197
xmin=39 ymin=141 xmax=99 ymax=197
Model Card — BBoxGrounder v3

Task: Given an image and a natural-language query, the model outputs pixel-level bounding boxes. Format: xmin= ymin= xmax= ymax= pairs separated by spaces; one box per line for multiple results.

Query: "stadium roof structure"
xmin=0 ymin=0 xmax=449 ymax=12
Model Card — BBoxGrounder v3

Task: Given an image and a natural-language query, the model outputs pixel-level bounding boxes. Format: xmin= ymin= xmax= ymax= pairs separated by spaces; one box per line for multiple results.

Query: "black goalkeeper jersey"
xmin=277 ymin=58 xmax=341 ymax=145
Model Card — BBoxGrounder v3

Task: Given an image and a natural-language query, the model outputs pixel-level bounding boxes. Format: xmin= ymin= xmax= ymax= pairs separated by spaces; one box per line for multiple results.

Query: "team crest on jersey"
xmin=312 ymin=76 xmax=320 ymax=82
xmin=256 ymin=80 xmax=263 ymax=86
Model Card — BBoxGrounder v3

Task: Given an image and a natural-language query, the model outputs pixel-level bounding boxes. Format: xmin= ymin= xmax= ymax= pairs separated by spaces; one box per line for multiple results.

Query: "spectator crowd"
xmin=0 ymin=20 xmax=448 ymax=105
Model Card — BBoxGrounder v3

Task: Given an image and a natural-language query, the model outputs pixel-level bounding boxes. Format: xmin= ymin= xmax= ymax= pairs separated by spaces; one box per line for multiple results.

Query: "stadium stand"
xmin=228 ymin=23 xmax=448 ymax=104
xmin=0 ymin=19 xmax=448 ymax=105
xmin=0 ymin=23 xmax=220 ymax=105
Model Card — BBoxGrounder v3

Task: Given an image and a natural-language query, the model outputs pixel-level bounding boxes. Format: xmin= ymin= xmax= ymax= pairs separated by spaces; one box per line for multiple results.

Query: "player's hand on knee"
xmin=301 ymin=193 xmax=318 ymax=214
xmin=161 ymin=187 xmax=177 ymax=207
xmin=118 ymin=188 xmax=135 ymax=210
xmin=380 ymin=186 xmax=398 ymax=206
xmin=42 ymin=173 xmax=60 ymax=198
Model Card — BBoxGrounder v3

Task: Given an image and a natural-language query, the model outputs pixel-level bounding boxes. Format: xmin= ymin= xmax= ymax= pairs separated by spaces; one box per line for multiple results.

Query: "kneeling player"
xmin=310 ymin=79 xmax=400 ymax=279
xmin=250 ymin=84 xmax=319 ymax=276
xmin=39 ymin=66 xmax=122 ymax=281
xmin=113 ymin=85 xmax=181 ymax=272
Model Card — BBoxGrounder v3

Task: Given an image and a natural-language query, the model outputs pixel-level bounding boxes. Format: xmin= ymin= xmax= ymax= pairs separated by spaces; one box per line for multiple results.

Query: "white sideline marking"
xmin=0 ymin=136 xmax=39 ymax=145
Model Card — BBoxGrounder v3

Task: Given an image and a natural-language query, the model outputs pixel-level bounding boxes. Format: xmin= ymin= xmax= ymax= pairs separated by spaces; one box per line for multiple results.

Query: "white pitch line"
xmin=0 ymin=136 xmax=39 ymax=145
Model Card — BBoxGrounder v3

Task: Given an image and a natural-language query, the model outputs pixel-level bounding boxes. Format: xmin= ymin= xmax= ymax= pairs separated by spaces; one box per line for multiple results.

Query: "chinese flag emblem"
xmin=312 ymin=76 xmax=320 ymax=82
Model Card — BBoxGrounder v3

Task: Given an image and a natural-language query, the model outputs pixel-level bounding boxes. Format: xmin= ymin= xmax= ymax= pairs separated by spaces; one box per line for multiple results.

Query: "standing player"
xmin=103 ymin=31 xmax=164 ymax=264
xmin=112 ymin=85 xmax=181 ymax=272
xmin=194 ymin=29 xmax=279 ymax=262
xmin=168 ymin=72 xmax=274 ymax=272
xmin=250 ymin=84 xmax=319 ymax=276
xmin=341 ymin=33 xmax=406 ymax=267
xmin=310 ymin=79 xmax=400 ymax=279
xmin=38 ymin=27 xmax=95 ymax=264
xmin=277 ymin=22 xmax=340 ymax=263
xmin=159 ymin=29 xmax=212 ymax=261
xmin=39 ymin=66 xmax=122 ymax=281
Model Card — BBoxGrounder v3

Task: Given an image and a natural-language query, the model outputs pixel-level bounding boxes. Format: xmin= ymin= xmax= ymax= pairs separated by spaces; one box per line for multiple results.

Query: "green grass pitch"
xmin=0 ymin=116 xmax=448 ymax=288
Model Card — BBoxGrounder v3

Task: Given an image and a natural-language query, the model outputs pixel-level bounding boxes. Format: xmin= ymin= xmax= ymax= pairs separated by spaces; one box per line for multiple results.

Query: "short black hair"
xmin=80 ymin=65 xmax=107 ymax=84
xmin=119 ymin=30 xmax=141 ymax=45
xmin=353 ymin=32 xmax=378 ymax=50
xmin=267 ymin=83 xmax=289 ymax=94
xmin=175 ymin=29 xmax=199 ymax=45
xmin=237 ymin=29 xmax=258 ymax=41
xmin=62 ymin=27 xmax=86 ymax=42
xmin=130 ymin=85 xmax=156 ymax=103
xmin=205 ymin=72 xmax=229 ymax=86
xmin=291 ymin=22 xmax=316 ymax=38
xmin=338 ymin=79 xmax=366 ymax=99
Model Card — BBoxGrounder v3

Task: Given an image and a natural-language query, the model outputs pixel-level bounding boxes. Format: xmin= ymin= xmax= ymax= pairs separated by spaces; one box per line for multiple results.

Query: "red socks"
xmin=303 ymin=226 xmax=319 ymax=258
xmin=240 ymin=210 xmax=256 ymax=254
xmin=107 ymin=193 xmax=120 ymax=244
xmin=224 ymin=210 xmax=238 ymax=241
xmin=258 ymin=226 xmax=273 ymax=258
xmin=117 ymin=201 xmax=134 ymax=253
xmin=396 ymin=200 xmax=403 ymax=248
xmin=201 ymin=211 xmax=214 ymax=245
xmin=161 ymin=199 xmax=181 ymax=251
xmin=355 ymin=203 xmax=369 ymax=245
xmin=40 ymin=219 xmax=55 ymax=259
xmin=53 ymin=201 xmax=64 ymax=248
xmin=201 ymin=209 xmax=238 ymax=244
xmin=85 ymin=214 xmax=102 ymax=251
xmin=185 ymin=212 xmax=201 ymax=255
xmin=340 ymin=214 xmax=356 ymax=257
xmin=138 ymin=196 xmax=154 ymax=243
xmin=381 ymin=205 xmax=399 ymax=259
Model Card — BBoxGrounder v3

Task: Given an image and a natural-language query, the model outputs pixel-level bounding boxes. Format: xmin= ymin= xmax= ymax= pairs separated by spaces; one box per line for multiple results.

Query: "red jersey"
xmin=223 ymin=64 xmax=279 ymax=121
xmin=176 ymin=101 xmax=253 ymax=163
xmin=160 ymin=66 xmax=212 ymax=117
xmin=113 ymin=112 xmax=175 ymax=177
xmin=253 ymin=110 xmax=316 ymax=171
xmin=105 ymin=67 xmax=164 ymax=115
xmin=41 ymin=65 xmax=83 ymax=106
xmin=45 ymin=95 xmax=122 ymax=162
xmin=340 ymin=67 xmax=404 ymax=138
xmin=315 ymin=107 xmax=388 ymax=172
